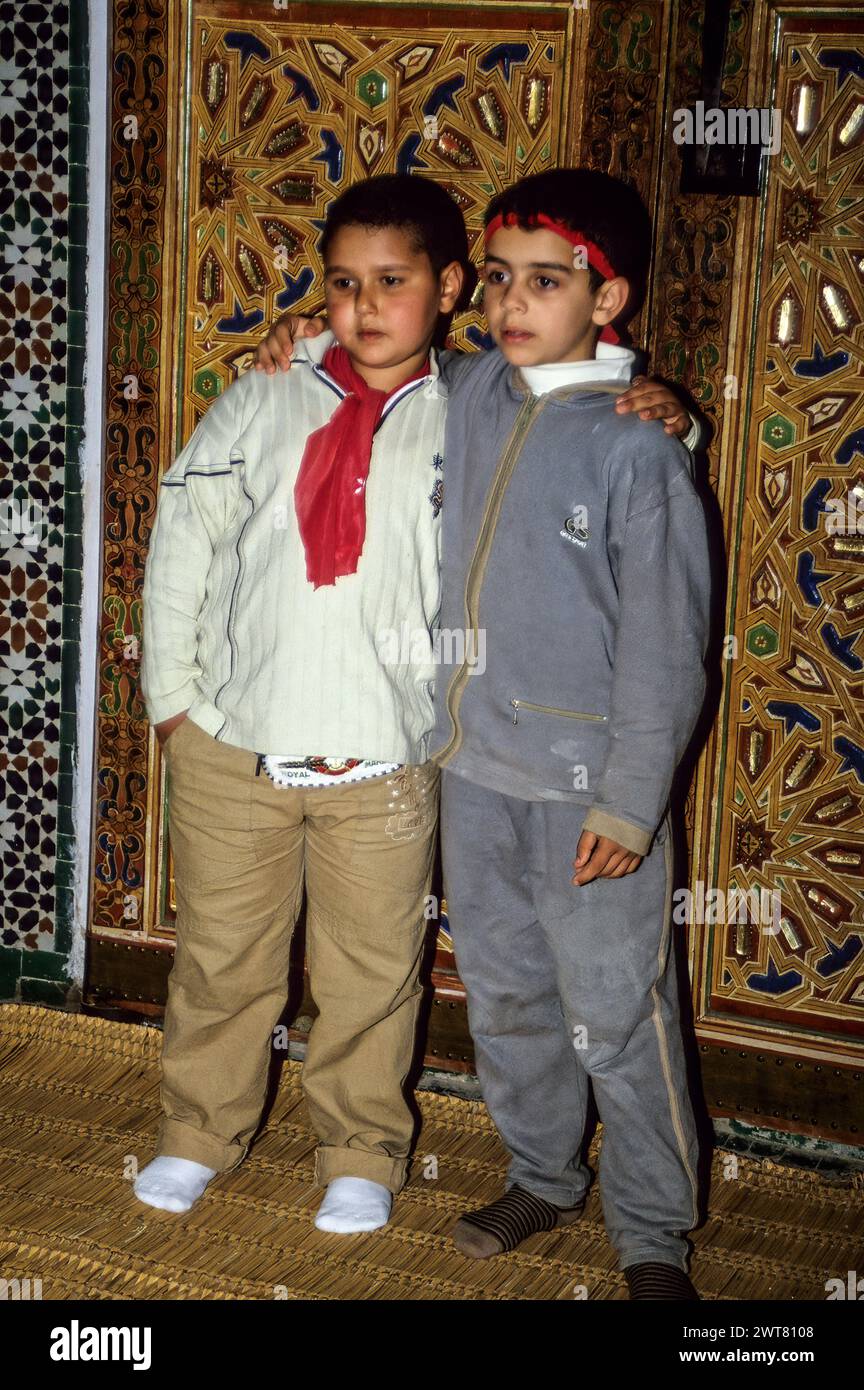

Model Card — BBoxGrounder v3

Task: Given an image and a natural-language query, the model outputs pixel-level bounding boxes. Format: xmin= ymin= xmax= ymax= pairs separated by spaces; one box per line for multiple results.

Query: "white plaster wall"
xmin=69 ymin=0 xmax=109 ymax=987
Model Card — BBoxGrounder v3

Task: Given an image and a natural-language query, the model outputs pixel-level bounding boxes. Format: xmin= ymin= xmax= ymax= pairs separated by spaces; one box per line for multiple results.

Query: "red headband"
xmin=483 ymin=211 xmax=621 ymax=344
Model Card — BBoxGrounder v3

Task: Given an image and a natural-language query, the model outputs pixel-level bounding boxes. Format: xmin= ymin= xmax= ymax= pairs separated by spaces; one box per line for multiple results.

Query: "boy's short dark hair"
xmin=320 ymin=174 xmax=478 ymax=346
xmin=483 ymin=168 xmax=652 ymax=336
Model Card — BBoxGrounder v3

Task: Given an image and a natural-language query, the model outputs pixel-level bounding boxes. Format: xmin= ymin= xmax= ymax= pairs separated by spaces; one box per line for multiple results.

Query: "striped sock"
xmin=624 ymin=1262 xmax=700 ymax=1300
xmin=452 ymin=1182 xmax=585 ymax=1259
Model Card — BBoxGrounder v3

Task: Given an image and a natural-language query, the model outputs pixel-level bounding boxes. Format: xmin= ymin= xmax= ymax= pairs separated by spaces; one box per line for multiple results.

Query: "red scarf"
xmin=294 ymin=345 xmax=430 ymax=589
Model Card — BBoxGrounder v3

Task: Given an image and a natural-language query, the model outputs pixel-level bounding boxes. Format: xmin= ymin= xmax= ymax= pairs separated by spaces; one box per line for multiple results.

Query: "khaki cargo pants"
xmin=157 ymin=716 xmax=439 ymax=1193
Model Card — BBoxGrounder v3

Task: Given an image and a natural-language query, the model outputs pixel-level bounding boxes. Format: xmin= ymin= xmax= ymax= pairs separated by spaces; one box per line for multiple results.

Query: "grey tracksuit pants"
xmin=440 ymin=770 xmax=701 ymax=1272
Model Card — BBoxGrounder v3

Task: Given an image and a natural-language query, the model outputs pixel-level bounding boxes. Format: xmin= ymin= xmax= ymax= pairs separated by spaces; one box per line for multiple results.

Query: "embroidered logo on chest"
xmin=560 ymin=512 xmax=589 ymax=547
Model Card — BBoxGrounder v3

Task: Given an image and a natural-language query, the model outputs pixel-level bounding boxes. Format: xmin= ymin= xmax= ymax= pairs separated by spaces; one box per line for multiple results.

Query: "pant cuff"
xmin=619 ymin=1247 xmax=689 ymax=1273
xmin=314 ymin=1145 xmax=407 ymax=1194
xmin=157 ymin=1117 xmax=249 ymax=1173
xmin=507 ymin=1175 xmax=589 ymax=1208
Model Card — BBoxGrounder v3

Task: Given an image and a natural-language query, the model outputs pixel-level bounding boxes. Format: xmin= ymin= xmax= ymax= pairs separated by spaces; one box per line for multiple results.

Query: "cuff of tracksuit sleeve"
xmin=581 ymin=808 xmax=654 ymax=857
xmin=681 ymin=413 xmax=700 ymax=452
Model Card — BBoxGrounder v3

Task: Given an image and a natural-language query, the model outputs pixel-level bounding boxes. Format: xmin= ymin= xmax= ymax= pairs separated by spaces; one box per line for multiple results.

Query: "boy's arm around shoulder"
xmin=140 ymin=372 xmax=256 ymax=727
xmin=582 ymin=427 xmax=711 ymax=855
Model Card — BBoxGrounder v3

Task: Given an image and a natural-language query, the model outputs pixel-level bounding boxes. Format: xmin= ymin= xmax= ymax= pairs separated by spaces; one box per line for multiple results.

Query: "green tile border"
xmin=63 ymin=486 xmax=83 ymax=536
xmin=56 ymin=833 xmax=76 ymax=863
xmin=54 ymin=919 xmax=74 ymax=956
xmin=61 ymin=602 xmax=81 ymax=642
xmin=55 ymin=855 xmax=75 ymax=890
xmin=69 ymin=86 xmax=88 ymax=130
xmin=20 ymin=979 xmax=71 ymax=1007
xmin=69 ymin=163 xmax=87 ymax=206
xmin=67 ymin=309 xmax=86 ymax=348
xmin=66 ymin=386 xmax=85 ymax=428
xmin=0 ymin=946 xmax=23 ymax=999
xmin=21 ymin=949 xmax=71 ymax=983
xmin=68 ymin=123 xmax=89 ymax=170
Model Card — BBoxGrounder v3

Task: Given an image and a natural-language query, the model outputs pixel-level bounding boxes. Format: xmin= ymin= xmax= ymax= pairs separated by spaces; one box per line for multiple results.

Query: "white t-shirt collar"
xmin=519 ymin=340 xmax=635 ymax=394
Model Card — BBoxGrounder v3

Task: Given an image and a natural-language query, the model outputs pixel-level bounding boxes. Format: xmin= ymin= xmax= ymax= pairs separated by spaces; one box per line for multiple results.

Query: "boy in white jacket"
xmin=137 ymin=175 xmax=471 ymax=1231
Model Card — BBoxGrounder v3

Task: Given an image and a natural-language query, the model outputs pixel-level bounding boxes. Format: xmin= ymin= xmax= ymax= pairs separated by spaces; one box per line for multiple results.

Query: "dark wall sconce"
xmin=676 ymin=0 xmax=770 ymax=196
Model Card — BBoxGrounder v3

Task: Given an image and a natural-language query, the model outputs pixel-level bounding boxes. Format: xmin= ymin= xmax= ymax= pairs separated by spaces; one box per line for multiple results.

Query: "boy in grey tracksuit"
xmin=430 ymin=170 xmax=712 ymax=1298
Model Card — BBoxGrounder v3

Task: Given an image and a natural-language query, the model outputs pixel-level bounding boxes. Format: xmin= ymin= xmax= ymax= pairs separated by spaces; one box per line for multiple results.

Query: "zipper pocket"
xmin=510 ymin=698 xmax=608 ymax=727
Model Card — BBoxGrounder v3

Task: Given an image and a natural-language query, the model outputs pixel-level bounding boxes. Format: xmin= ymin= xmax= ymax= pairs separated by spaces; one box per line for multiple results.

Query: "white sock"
xmin=133 ymin=1155 xmax=218 ymax=1213
xmin=314 ymin=1176 xmax=393 ymax=1233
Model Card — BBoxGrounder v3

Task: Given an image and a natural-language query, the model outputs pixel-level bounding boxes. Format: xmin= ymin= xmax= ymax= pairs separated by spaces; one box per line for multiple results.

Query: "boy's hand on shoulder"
xmin=154 ymin=710 xmax=189 ymax=748
xmin=253 ymin=312 xmax=329 ymax=374
xmin=614 ymin=375 xmax=691 ymax=438
xmin=572 ymin=831 xmax=643 ymax=885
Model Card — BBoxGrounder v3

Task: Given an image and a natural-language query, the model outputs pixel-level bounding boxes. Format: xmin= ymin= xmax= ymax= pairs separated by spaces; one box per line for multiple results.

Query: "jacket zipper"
xmin=436 ymin=393 xmax=545 ymax=766
xmin=513 ymin=706 xmax=608 ymax=728
xmin=212 ymin=478 xmax=255 ymax=734
xmin=510 ymin=699 xmax=608 ymax=726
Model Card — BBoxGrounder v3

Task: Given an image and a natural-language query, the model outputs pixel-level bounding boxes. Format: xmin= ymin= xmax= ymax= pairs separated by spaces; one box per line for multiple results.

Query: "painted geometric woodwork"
xmin=181 ymin=12 xmax=570 ymax=433
xmin=690 ymin=13 xmax=864 ymax=1058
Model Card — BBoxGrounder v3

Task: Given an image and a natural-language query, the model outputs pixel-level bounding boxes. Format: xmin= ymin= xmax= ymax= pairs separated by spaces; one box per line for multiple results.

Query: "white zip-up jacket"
xmin=140 ymin=337 xmax=446 ymax=759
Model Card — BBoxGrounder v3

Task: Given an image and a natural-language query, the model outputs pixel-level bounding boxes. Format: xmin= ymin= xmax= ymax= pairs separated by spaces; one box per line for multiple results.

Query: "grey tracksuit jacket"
xmin=429 ymin=346 xmax=712 ymax=857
